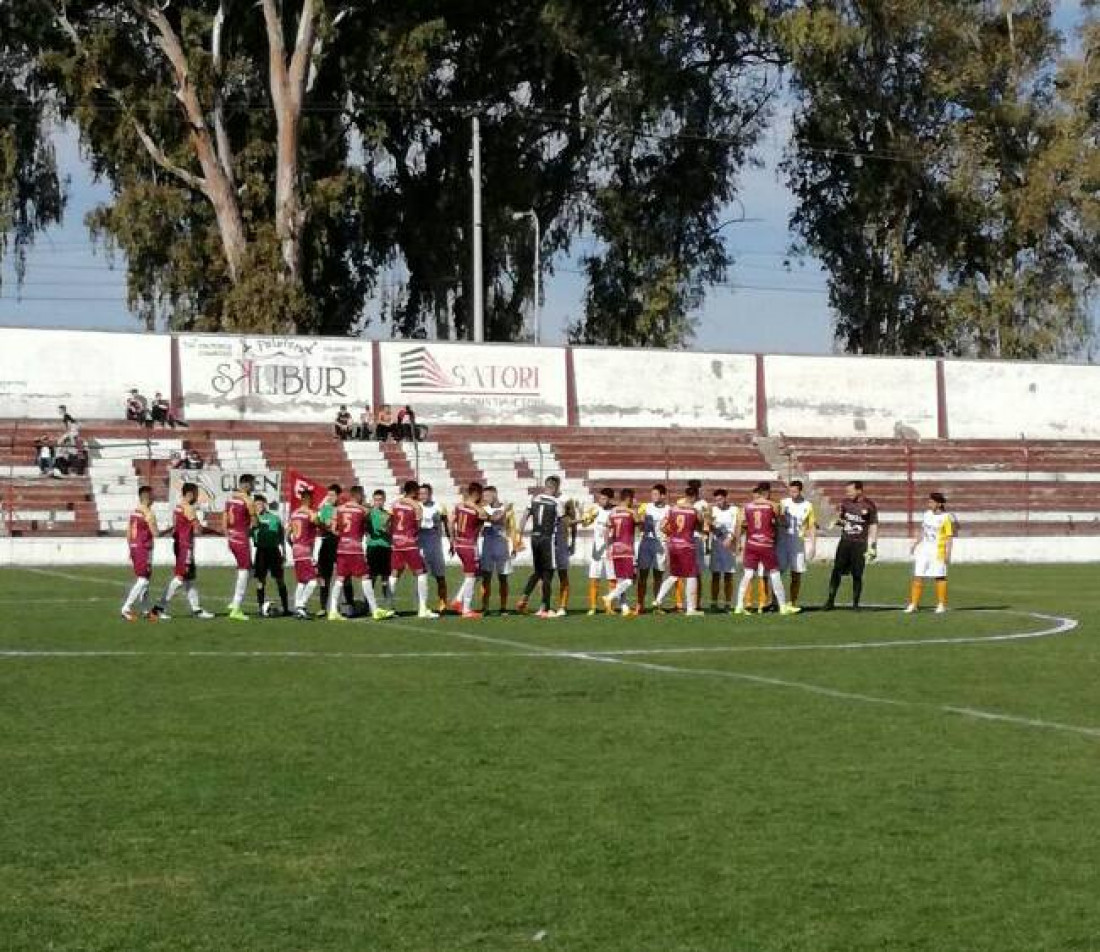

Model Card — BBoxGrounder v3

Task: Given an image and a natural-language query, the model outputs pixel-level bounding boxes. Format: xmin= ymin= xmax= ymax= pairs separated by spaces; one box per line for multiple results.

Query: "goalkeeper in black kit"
xmin=824 ymin=480 xmax=878 ymax=611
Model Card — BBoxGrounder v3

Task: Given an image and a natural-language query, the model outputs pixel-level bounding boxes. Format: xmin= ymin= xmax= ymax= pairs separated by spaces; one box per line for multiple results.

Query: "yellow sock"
xmin=675 ymin=579 xmax=684 ymax=610
xmin=756 ymin=577 xmax=767 ymax=609
xmin=559 ymin=581 xmax=570 ymax=611
xmin=588 ymin=579 xmax=598 ymax=609
xmin=910 ymin=580 xmax=923 ymax=605
xmin=935 ymin=579 xmax=948 ymax=605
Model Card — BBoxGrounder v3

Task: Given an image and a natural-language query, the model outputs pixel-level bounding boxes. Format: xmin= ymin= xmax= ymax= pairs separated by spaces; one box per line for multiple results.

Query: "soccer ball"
xmin=261 ymin=601 xmax=274 ymax=617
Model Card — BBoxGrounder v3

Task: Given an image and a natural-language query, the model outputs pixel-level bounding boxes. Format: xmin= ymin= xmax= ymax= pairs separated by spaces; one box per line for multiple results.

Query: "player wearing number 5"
xmin=905 ymin=493 xmax=955 ymax=614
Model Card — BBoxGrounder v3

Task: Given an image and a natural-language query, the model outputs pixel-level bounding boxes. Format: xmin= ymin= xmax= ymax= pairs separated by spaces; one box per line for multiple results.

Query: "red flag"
xmin=285 ymin=469 xmax=330 ymax=507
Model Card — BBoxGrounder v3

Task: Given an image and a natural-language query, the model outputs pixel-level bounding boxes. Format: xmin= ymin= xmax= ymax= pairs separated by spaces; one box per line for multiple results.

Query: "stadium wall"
xmin=2 ymin=326 xmax=1100 ymax=438
xmin=3 ymin=535 xmax=1097 ymax=566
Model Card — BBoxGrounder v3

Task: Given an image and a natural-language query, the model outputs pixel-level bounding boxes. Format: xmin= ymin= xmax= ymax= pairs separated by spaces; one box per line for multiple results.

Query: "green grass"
xmin=2 ymin=562 xmax=1099 ymax=952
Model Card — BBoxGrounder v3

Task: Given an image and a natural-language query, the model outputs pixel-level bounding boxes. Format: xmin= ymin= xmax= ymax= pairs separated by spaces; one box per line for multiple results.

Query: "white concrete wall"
xmin=0 ymin=328 xmax=170 ymax=420
xmin=574 ymin=348 xmax=756 ymax=428
xmin=379 ymin=341 xmax=568 ymax=425
xmin=178 ymin=334 xmax=373 ymax=422
xmin=765 ymin=355 xmax=939 ymax=438
xmin=4 ymin=534 xmax=1100 ymax=566
xmin=945 ymin=360 xmax=1100 ymax=440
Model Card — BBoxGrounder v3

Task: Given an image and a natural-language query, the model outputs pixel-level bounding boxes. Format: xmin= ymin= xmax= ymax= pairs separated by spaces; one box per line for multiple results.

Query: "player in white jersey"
xmin=582 ymin=488 xmax=616 ymax=615
xmin=777 ymin=479 xmax=817 ymax=609
xmin=636 ymin=484 xmax=669 ymax=613
xmin=687 ymin=479 xmax=709 ymax=611
xmin=905 ymin=492 xmax=956 ymax=614
xmin=708 ymin=489 xmax=740 ymax=611
xmin=480 ymin=486 xmax=516 ymax=614
xmin=417 ymin=483 xmax=449 ymax=612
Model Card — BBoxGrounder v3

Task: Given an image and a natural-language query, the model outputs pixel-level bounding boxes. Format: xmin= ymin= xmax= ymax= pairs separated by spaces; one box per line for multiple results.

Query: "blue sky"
xmin=0 ymin=2 xmax=1085 ymax=354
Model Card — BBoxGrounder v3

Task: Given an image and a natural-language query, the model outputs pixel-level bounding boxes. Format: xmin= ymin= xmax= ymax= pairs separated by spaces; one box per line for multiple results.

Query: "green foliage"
xmin=781 ymin=0 xmax=1099 ymax=358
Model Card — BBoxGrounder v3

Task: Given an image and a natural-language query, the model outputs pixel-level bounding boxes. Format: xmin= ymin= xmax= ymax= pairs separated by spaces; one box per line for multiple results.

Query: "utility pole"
xmin=512 ymin=210 xmax=541 ymax=343
xmin=470 ymin=114 xmax=485 ymax=342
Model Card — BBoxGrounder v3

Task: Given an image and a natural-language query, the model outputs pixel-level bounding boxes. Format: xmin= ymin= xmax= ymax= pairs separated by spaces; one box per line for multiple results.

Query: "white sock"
xmin=123 ymin=577 xmax=148 ymax=612
xmin=162 ymin=576 xmax=183 ymax=605
xmin=294 ymin=583 xmax=304 ymax=609
xmin=231 ymin=569 xmax=250 ymax=609
xmin=686 ymin=577 xmax=698 ymax=610
xmin=185 ymin=582 xmax=201 ymax=613
xmin=736 ymin=570 xmax=753 ymax=609
xmin=463 ymin=576 xmax=478 ymax=611
xmin=654 ymin=575 xmax=677 ymax=605
xmin=610 ymin=578 xmax=632 ymax=602
xmin=301 ymin=580 xmax=316 ymax=611
xmin=328 ymin=578 xmax=344 ymax=614
xmin=416 ymin=573 xmax=429 ymax=611
xmin=768 ymin=570 xmax=787 ymax=608
xmin=388 ymin=574 xmax=399 ymax=608
xmin=361 ymin=579 xmax=379 ymax=613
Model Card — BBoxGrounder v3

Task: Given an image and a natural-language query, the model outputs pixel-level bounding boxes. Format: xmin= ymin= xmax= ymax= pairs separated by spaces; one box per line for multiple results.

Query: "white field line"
xmin=21 ymin=567 xmax=124 ymax=587
xmin=425 ymin=617 xmax=1100 ymax=741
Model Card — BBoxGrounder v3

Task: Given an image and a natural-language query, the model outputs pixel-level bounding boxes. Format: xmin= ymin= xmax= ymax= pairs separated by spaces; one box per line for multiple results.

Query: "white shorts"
xmin=777 ymin=537 xmax=807 ymax=574
xmin=588 ymin=543 xmax=613 ymax=580
xmin=914 ymin=547 xmax=948 ymax=578
xmin=637 ymin=537 xmax=667 ymax=573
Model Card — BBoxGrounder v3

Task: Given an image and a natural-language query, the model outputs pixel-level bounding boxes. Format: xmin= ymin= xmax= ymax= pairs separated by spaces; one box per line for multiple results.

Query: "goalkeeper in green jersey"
xmin=252 ymin=494 xmax=290 ymax=617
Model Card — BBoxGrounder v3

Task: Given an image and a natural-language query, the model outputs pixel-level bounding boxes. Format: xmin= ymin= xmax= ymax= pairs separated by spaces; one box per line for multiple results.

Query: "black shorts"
xmin=317 ymin=535 xmax=338 ymax=578
xmin=833 ymin=538 xmax=867 ymax=578
xmin=531 ymin=535 xmax=554 ymax=575
xmin=367 ymin=546 xmax=392 ymax=579
xmin=254 ymin=547 xmax=285 ymax=582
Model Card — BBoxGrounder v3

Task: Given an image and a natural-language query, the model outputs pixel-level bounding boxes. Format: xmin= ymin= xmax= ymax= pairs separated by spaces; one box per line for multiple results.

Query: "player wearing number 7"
xmin=734 ymin=483 xmax=799 ymax=616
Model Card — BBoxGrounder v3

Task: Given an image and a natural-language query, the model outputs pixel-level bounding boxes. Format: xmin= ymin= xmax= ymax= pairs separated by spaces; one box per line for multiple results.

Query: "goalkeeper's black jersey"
xmin=528 ymin=493 xmax=560 ymax=539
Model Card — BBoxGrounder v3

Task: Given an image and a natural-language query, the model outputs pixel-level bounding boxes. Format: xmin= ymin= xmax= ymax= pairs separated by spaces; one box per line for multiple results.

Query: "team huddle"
xmin=119 ymin=474 xmax=957 ymax=621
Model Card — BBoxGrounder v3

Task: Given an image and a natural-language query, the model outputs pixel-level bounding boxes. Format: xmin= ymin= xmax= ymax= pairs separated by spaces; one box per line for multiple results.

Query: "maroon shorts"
xmin=336 ymin=552 xmax=369 ymax=578
xmin=742 ymin=543 xmax=778 ymax=574
xmin=130 ymin=546 xmax=152 ymax=579
xmin=668 ymin=545 xmax=697 ymax=579
xmin=612 ymin=555 xmax=636 ymax=581
xmin=174 ymin=544 xmax=194 ymax=580
xmin=294 ymin=558 xmax=318 ymax=584
xmin=392 ymin=547 xmax=426 ymax=574
xmin=455 ymin=545 xmax=479 ymax=575
xmin=229 ymin=538 xmax=252 ymax=570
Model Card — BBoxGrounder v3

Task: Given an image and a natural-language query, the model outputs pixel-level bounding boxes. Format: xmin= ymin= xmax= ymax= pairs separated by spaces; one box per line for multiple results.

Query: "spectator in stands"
xmin=375 ymin=404 xmax=394 ymax=441
xmin=355 ymin=405 xmax=373 ymax=441
xmin=396 ymin=404 xmax=426 ymax=442
xmin=71 ymin=436 xmax=89 ymax=476
xmin=169 ymin=451 xmax=185 ymax=470
xmin=34 ymin=436 xmax=54 ymax=476
xmin=183 ymin=449 xmax=205 ymax=470
xmin=59 ymin=405 xmax=78 ymax=432
xmin=54 ymin=442 xmax=74 ymax=476
xmin=126 ymin=390 xmax=151 ymax=427
xmin=150 ymin=392 xmax=187 ymax=428
xmin=334 ymin=405 xmax=353 ymax=441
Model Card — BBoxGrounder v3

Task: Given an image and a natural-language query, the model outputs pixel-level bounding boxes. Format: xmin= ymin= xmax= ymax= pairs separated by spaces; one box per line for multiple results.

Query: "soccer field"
xmin=2 ymin=563 xmax=1099 ymax=952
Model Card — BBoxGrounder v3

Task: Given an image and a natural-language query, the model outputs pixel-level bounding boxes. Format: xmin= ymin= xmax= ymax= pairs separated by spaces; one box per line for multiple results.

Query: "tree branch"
xmin=260 ymin=0 xmax=288 ymax=98
xmin=287 ymin=0 xmax=318 ymax=109
xmin=211 ymin=0 xmax=236 ymax=187
xmin=130 ymin=115 xmax=207 ymax=191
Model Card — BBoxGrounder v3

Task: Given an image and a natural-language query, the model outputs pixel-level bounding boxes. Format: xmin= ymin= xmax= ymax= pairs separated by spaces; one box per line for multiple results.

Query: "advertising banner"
xmin=379 ymin=342 xmax=568 ymax=425
xmin=573 ymin=347 xmax=757 ymax=428
xmin=178 ymin=334 xmax=372 ymax=421
xmin=169 ymin=468 xmax=283 ymax=513
xmin=0 ymin=328 xmax=170 ymax=420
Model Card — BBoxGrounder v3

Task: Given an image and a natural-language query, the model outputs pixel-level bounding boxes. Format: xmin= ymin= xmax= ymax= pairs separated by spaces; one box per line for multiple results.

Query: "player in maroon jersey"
xmin=652 ymin=486 xmax=704 ymax=615
xmin=225 ymin=474 xmax=257 ymax=621
xmin=327 ymin=486 xmax=394 ymax=622
xmin=602 ymin=488 xmax=639 ymax=616
xmin=448 ymin=482 xmax=488 ymax=618
xmin=121 ymin=485 xmax=158 ymax=621
xmin=288 ymin=486 xmax=320 ymax=620
xmin=734 ymin=483 xmax=798 ymax=615
xmin=388 ymin=479 xmax=438 ymax=618
xmin=150 ymin=482 xmax=214 ymax=619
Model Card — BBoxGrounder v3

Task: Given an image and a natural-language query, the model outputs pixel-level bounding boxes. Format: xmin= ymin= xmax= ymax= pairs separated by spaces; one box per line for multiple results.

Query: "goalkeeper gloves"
xmin=865 ymin=544 xmax=878 ymax=564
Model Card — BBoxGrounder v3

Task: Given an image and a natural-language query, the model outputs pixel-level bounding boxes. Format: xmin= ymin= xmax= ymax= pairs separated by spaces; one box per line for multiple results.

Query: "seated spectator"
xmin=126 ymin=390 xmax=151 ymax=427
xmin=334 ymin=405 xmax=353 ymax=441
xmin=183 ymin=449 xmax=204 ymax=470
xmin=54 ymin=443 xmax=74 ymax=477
xmin=34 ymin=436 xmax=54 ymax=476
xmin=355 ymin=406 xmax=373 ymax=441
xmin=71 ymin=436 xmax=89 ymax=476
xmin=396 ymin=404 xmax=427 ymax=442
xmin=168 ymin=451 xmax=185 ymax=470
xmin=375 ymin=404 xmax=394 ymax=441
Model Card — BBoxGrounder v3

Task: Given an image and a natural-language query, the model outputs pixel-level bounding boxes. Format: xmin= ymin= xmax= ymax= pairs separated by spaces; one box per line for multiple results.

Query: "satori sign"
xmin=178 ymin=334 xmax=372 ymax=421
xmin=381 ymin=342 xmax=567 ymax=424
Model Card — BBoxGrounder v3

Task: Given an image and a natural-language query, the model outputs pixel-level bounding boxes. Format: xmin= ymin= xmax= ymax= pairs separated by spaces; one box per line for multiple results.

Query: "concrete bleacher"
xmin=6 ymin=420 xmax=1100 ymax=544
xmin=783 ymin=437 xmax=1100 ymax=536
